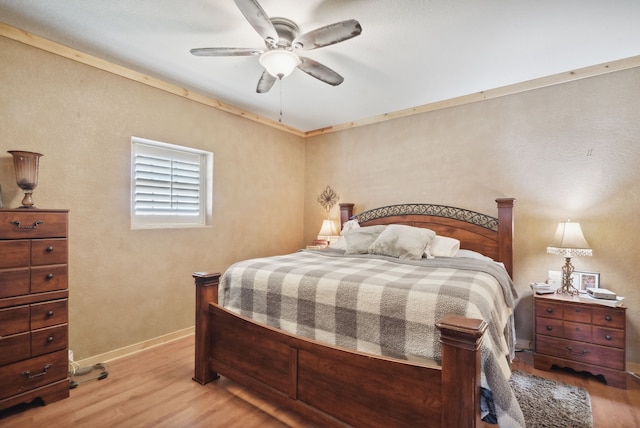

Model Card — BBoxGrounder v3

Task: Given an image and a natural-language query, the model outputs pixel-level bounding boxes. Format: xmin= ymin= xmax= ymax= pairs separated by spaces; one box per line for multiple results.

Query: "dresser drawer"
xmin=0 ymin=211 xmax=67 ymax=239
xmin=31 ymin=299 xmax=68 ymax=329
xmin=0 ymin=332 xmax=31 ymax=365
xmin=31 ymin=324 xmax=68 ymax=356
xmin=535 ymin=300 xmax=562 ymax=319
xmin=0 ymin=241 xmax=30 ymax=269
xmin=31 ymin=239 xmax=68 ymax=266
xmin=563 ymin=303 xmax=591 ymax=323
xmin=592 ymin=306 xmax=625 ymax=329
xmin=592 ymin=326 xmax=625 ymax=349
xmin=536 ymin=317 xmax=563 ymax=338
xmin=30 ymin=265 xmax=68 ymax=293
xmin=536 ymin=335 xmax=624 ymax=371
xmin=0 ymin=304 xmax=30 ymax=336
xmin=563 ymin=321 xmax=591 ymax=342
xmin=0 ymin=349 xmax=68 ymax=401
xmin=0 ymin=269 xmax=30 ymax=298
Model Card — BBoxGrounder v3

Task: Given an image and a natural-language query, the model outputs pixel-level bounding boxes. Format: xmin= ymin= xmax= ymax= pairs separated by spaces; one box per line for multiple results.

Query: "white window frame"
xmin=131 ymin=137 xmax=213 ymax=229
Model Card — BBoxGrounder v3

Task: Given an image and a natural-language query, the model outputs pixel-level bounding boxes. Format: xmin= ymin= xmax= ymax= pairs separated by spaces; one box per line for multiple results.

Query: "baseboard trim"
xmin=75 ymin=326 xmax=194 ymax=367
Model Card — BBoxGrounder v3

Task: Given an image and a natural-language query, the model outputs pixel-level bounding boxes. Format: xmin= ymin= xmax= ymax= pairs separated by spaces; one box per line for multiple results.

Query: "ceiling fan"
xmin=190 ymin=0 xmax=362 ymax=93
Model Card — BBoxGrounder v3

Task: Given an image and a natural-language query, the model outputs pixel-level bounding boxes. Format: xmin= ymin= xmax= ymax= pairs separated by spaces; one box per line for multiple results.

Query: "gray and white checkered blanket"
xmin=219 ymin=249 xmax=525 ymax=426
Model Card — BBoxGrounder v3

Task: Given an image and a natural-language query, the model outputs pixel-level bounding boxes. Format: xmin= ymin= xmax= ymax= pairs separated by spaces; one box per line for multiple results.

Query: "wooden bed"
xmin=193 ymin=198 xmax=515 ymax=427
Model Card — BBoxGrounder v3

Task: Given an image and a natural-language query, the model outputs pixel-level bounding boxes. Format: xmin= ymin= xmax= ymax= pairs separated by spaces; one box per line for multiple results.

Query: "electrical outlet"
xmin=68 ymin=349 xmax=74 ymax=362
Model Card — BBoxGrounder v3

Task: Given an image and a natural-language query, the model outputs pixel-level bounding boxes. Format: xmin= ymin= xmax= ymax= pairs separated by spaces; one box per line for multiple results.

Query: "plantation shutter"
xmin=134 ymin=152 xmax=201 ymax=216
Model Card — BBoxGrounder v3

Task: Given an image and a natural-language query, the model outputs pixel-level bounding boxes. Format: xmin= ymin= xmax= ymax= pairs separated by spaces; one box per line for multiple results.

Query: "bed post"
xmin=192 ymin=272 xmax=221 ymax=385
xmin=339 ymin=203 xmax=354 ymax=229
xmin=496 ymin=198 xmax=515 ymax=279
xmin=437 ymin=315 xmax=487 ymax=428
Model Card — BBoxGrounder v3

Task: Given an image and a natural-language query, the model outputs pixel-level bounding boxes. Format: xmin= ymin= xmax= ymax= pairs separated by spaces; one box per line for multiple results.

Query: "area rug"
xmin=510 ymin=371 xmax=593 ymax=428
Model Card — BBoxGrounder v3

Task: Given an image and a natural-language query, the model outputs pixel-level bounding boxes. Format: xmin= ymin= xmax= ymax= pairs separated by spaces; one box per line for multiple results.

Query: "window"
xmin=131 ymin=137 xmax=213 ymax=229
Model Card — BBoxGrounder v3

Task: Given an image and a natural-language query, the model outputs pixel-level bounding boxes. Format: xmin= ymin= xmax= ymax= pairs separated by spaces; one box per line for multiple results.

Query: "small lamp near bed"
xmin=317 ymin=219 xmax=339 ymax=246
xmin=547 ymin=220 xmax=592 ymax=295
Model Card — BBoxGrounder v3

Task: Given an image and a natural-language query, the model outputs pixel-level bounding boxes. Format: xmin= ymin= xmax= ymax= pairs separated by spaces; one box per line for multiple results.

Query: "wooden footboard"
xmin=193 ymin=272 xmax=486 ymax=427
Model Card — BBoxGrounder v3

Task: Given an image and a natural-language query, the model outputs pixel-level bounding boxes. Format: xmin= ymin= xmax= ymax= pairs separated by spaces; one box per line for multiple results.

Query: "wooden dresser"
xmin=533 ymin=292 xmax=627 ymax=388
xmin=0 ymin=209 xmax=70 ymax=410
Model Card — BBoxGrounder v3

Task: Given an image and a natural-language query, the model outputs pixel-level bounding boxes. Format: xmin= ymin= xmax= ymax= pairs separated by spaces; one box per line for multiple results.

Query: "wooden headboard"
xmin=339 ymin=198 xmax=515 ymax=278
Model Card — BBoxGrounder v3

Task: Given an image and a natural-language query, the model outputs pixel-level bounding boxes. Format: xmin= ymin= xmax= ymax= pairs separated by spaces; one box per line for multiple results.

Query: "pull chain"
xmin=278 ymin=75 xmax=283 ymax=123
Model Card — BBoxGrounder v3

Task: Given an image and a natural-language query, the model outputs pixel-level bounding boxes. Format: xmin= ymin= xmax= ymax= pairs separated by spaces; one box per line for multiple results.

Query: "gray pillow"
xmin=343 ymin=225 xmax=387 ymax=255
xmin=368 ymin=224 xmax=436 ymax=260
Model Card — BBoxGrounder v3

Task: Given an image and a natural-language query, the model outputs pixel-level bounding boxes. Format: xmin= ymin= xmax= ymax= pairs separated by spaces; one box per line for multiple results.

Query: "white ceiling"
xmin=2 ymin=0 xmax=640 ymax=132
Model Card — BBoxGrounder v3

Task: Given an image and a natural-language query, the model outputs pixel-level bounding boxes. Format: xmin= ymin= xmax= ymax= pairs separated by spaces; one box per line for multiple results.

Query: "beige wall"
xmin=305 ymin=67 xmax=640 ymax=365
xmin=1 ymin=36 xmax=306 ymax=360
xmin=3 ymin=31 xmax=639 ymax=369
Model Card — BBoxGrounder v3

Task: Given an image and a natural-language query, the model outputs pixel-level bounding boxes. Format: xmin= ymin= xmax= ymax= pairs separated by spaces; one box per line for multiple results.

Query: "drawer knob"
xmin=47 ymin=335 xmax=54 ymax=343
xmin=10 ymin=220 xmax=44 ymax=230
xmin=575 ymin=308 xmax=581 ymax=313
xmin=546 ymin=308 xmax=553 ymax=313
xmin=46 ymin=310 xmax=54 ymax=317
xmin=605 ymin=335 xmax=612 ymax=341
xmin=46 ymin=246 xmax=54 ymax=252
xmin=546 ymin=325 xmax=553 ymax=331
xmin=21 ymin=364 xmax=53 ymax=379
xmin=605 ymin=315 xmax=612 ymax=321
xmin=46 ymin=273 xmax=54 ymax=280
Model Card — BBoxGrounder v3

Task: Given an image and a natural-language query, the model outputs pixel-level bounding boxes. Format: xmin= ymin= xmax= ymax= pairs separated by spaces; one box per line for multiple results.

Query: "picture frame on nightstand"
xmin=573 ymin=271 xmax=600 ymax=292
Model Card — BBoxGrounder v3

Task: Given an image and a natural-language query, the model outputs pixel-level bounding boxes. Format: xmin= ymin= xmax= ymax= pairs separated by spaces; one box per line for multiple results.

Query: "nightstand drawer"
xmin=592 ymin=326 xmax=625 ymax=349
xmin=0 ymin=211 xmax=67 ymax=239
xmin=31 ymin=239 xmax=68 ymax=266
xmin=563 ymin=303 xmax=591 ymax=323
xmin=31 ymin=324 xmax=68 ymax=356
xmin=0 ymin=349 xmax=68 ymax=401
xmin=537 ymin=335 xmax=624 ymax=371
xmin=31 ymin=299 xmax=68 ymax=329
xmin=30 ymin=265 xmax=68 ymax=293
xmin=535 ymin=300 xmax=562 ymax=319
xmin=0 ymin=305 xmax=30 ymax=336
xmin=592 ymin=307 xmax=625 ymax=329
xmin=536 ymin=317 xmax=563 ymax=338
xmin=563 ymin=321 xmax=591 ymax=342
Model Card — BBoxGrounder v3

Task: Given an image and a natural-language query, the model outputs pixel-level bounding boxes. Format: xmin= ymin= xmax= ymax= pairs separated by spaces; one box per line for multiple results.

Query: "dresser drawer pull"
xmin=605 ymin=315 xmax=612 ymax=321
xmin=46 ymin=310 xmax=54 ymax=317
xmin=566 ymin=346 xmax=590 ymax=357
xmin=47 ymin=335 xmax=55 ymax=343
xmin=546 ymin=308 xmax=553 ymax=314
xmin=46 ymin=273 xmax=54 ymax=280
xmin=575 ymin=308 xmax=581 ymax=313
xmin=22 ymin=364 xmax=53 ymax=379
xmin=46 ymin=246 xmax=54 ymax=252
xmin=605 ymin=335 xmax=612 ymax=341
xmin=546 ymin=325 xmax=553 ymax=331
xmin=10 ymin=220 xmax=44 ymax=230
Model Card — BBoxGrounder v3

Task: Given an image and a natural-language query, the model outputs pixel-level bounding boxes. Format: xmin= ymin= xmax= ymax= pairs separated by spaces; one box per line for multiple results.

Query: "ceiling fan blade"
xmin=233 ymin=0 xmax=278 ymax=45
xmin=256 ymin=70 xmax=277 ymax=93
xmin=297 ymin=57 xmax=344 ymax=86
xmin=190 ymin=47 xmax=262 ymax=57
xmin=293 ymin=19 xmax=362 ymax=51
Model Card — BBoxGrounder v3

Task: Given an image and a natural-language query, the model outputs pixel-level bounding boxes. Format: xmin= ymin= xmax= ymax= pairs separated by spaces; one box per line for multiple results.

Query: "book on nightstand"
xmin=530 ymin=282 xmax=555 ymax=294
xmin=579 ymin=293 xmax=625 ymax=307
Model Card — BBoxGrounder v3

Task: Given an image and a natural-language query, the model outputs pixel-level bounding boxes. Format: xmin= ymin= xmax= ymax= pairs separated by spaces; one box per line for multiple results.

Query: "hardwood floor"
xmin=1 ymin=335 xmax=638 ymax=427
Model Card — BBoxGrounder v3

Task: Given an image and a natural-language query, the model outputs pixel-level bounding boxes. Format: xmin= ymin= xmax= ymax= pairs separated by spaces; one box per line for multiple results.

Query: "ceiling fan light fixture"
xmin=259 ymin=49 xmax=300 ymax=79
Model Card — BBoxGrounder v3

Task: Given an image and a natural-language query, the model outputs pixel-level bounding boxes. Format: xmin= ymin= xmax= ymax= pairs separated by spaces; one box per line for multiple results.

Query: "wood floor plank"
xmin=1 ymin=335 xmax=638 ymax=427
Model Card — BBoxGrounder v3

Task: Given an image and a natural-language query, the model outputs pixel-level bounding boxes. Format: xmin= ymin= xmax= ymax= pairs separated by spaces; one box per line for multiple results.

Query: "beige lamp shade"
xmin=547 ymin=221 xmax=592 ymax=257
xmin=317 ymin=219 xmax=339 ymax=242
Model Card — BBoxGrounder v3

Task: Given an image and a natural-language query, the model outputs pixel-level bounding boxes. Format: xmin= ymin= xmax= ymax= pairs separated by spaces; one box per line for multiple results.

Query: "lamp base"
xmin=556 ymin=256 xmax=578 ymax=295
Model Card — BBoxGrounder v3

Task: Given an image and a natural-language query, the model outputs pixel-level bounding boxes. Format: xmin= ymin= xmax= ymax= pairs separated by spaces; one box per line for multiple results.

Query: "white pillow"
xmin=330 ymin=219 xmax=360 ymax=250
xmin=368 ymin=225 xmax=435 ymax=260
xmin=344 ymin=225 xmax=387 ymax=255
xmin=425 ymin=235 xmax=461 ymax=258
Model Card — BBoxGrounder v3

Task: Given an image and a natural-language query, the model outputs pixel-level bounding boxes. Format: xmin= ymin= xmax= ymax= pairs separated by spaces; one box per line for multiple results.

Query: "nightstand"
xmin=533 ymin=292 xmax=627 ymax=388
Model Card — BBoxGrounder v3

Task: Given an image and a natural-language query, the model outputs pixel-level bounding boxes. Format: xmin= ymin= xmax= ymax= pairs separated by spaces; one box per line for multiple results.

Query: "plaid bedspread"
xmin=219 ymin=249 xmax=525 ymax=426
